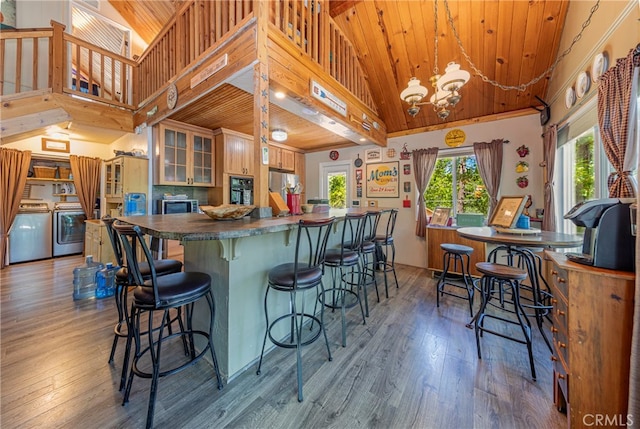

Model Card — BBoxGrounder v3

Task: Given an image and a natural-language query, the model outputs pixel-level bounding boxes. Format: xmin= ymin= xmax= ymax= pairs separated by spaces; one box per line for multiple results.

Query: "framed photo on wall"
xmin=365 ymin=162 xmax=399 ymax=198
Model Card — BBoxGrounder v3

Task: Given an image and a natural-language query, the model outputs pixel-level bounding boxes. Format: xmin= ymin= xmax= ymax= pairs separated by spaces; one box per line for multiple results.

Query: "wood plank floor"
xmin=1 ymin=255 xmax=566 ymax=428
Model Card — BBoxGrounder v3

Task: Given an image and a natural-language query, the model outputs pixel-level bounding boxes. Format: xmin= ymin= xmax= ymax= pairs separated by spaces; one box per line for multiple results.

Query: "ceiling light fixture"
xmin=271 ymin=129 xmax=288 ymax=142
xmin=400 ymin=0 xmax=469 ymax=120
xmin=274 ymin=91 xmax=286 ymax=99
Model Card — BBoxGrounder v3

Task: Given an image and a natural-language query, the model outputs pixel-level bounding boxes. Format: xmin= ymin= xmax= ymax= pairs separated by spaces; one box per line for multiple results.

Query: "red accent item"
xmin=329 ymin=150 xmax=339 ymax=160
xmin=287 ymin=193 xmax=302 ymax=215
xmin=403 ymin=196 xmax=411 ymax=208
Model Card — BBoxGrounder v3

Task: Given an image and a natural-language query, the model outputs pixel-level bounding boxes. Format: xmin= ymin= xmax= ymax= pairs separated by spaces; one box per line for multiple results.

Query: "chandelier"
xmin=400 ymin=0 xmax=469 ymax=120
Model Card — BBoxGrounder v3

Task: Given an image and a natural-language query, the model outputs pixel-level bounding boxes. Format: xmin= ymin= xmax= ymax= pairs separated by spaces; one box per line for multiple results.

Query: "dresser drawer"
xmin=553 ymin=355 xmax=569 ymax=410
xmin=551 ymin=293 xmax=568 ymax=331
xmin=549 ymin=265 xmax=568 ymax=301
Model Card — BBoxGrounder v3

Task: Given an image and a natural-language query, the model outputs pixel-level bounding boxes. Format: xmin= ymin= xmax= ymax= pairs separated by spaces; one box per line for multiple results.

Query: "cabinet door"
xmin=268 ymin=146 xmax=279 ymax=169
xmin=105 ymin=159 xmax=123 ymax=199
xmin=160 ymin=127 xmax=189 ymax=185
xmin=191 ymin=133 xmax=215 ymax=186
xmin=225 ymin=134 xmax=252 ymax=176
xmin=242 ymin=137 xmax=254 ymax=175
xmin=280 ymin=149 xmax=295 ymax=171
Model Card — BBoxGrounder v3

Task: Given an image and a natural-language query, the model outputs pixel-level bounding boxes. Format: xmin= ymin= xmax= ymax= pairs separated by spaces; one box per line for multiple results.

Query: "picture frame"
xmin=355 ymin=169 xmax=363 ymax=182
xmin=365 ymin=161 xmax=399 ymax=198
xmin=488 ymin=195 xmax=528 ymax=228
xmin=41 ymin=138 xmax=70 ymax=153
xmin=365 ymin=148 xmax=382 ymax=163
xmin=430 ymin=207 xmax=451 ymax=226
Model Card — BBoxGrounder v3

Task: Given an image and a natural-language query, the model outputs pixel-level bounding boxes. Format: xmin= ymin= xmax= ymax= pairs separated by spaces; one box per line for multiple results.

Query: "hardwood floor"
xmin=1 ymin=255 xmax=566 ymax=428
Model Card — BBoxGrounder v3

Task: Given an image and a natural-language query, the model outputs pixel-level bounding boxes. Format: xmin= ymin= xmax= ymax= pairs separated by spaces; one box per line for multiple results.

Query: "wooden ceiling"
xmin=108 ymin=0 xmax=570 ymax=148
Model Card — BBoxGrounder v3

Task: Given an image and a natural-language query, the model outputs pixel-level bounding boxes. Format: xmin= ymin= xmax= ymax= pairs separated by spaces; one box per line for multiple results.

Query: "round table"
xmin=456 ymin=227 xmax=582 ymax=350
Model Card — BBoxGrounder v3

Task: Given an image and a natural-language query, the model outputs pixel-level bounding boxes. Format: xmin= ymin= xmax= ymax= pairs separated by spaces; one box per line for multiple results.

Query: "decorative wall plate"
xmin=576 ymin=71 xmax=590 ymax=98
xmin=166 ymin=83 xmax=178 ymax=110
xmin=565 ymin=86 xmax=576 ymax=109
xmin=591 ymin=52 xmax=609 ymax=83
xmin=329 ymin=150 xmax=339 ymax=160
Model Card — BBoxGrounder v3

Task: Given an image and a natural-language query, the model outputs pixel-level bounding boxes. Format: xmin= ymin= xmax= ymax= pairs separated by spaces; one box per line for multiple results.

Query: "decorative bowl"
xmin=301 ymin=204 xmax=314 ymax=213
xmin=203 ymin=204 xmax=255 ymax=220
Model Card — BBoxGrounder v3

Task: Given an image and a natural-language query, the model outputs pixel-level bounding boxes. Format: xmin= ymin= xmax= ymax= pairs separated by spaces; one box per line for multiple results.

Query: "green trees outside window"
xmin=424 ymin=156 xmax=488 ymax=216
xmin=328 ymin=173 xmax=346 ymax=208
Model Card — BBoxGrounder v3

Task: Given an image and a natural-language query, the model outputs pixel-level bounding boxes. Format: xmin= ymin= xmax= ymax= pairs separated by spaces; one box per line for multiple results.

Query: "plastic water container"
xmin=124 ymin=193 xmax=146 ymax=216
xmin=73 ymin=256 xmax=104 ymax=300
xmin=95 ymin=263 xmax=118 ymax=299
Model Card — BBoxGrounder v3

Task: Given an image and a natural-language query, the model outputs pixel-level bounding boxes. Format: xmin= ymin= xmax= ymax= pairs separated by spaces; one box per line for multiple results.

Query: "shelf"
xmin=27 ymin=178 xmax=74 ymax=183
xmin=53 ymin=194 xmax=78 ymax=197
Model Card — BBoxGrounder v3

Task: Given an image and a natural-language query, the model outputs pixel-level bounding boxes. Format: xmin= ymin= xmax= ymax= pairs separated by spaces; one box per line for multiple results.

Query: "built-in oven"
xmin=53 ymin=202 xmax=86 ymax=257
xmin=157 ymin=199 xmax=199 ymax=215
xmin=230 ymin=176 xmax=253 ymax=205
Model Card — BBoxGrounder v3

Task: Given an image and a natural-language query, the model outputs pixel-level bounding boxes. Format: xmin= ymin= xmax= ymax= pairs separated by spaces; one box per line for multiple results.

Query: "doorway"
xmin=319 ymin=161 xmax=352 ymax=208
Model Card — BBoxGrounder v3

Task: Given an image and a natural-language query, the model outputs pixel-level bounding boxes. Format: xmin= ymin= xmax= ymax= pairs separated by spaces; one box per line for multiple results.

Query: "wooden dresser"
xmin=545 ymin=251 xmax=635 ymax=428
xmin=426 ymin=226 xmax=486 ymax=277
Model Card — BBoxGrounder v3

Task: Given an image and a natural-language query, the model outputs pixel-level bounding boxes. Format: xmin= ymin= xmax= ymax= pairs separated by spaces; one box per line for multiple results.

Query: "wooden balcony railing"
xmin=0 ymin=27 xmax=53 ymax=96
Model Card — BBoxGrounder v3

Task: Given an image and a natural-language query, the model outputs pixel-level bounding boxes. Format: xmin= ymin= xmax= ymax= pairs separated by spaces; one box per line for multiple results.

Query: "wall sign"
xmin=445 ymin=129 xmax=466 ymax=147
xmin=365 ymin=148 xmax=382 ymax=163
xmin=42 ymin=138 xmax=69 ymax=153
xmin=311 ymin=80 xmax=347 ymax=117
xmin=366 ymin=162 xmax=399 ymax=198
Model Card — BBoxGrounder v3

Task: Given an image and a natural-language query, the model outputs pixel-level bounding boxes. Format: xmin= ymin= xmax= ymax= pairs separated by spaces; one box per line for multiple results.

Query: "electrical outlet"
xmin=368 ymin=200 xmax=378 ymax=207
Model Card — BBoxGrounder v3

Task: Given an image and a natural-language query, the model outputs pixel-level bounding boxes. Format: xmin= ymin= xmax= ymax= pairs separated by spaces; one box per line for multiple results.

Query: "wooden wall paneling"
xmin=493 ymin=0 xmax=514 ymax=114
xmin=503 ymin=1 xmax=534 ymax=112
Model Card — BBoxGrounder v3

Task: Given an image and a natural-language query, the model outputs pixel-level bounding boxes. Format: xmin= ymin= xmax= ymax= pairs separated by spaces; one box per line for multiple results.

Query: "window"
xmin=555 ymin=126 xmax=612 ymax=234
xmin=319 ymin=161 xmax=351 ymax=208
xmin=424 ymin=154 xmax=488 ymax=218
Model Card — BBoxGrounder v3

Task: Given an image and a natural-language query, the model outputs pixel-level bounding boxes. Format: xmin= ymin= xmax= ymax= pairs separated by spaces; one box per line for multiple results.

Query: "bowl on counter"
xmin=202 ymin=204 xmax=255 ymax=220
xmin=301 ymin=204 xmax=314 ymax=214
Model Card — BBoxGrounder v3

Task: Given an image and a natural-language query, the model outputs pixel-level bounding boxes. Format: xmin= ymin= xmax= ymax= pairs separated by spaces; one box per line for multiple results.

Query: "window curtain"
xmin=542 ymin=125 xmax=558 ymax=231
xmin=70 ymin=155 xmax=101 ymax=220
xmin=412 ymin=147 xmax=439 ymax=237
xmin=473 ymin=139 xmax=504 ymax=220
xmin=597 ymin=46 xmax=640 ymax=198
xmin=0 ymin=148 xmax=31 ymax=269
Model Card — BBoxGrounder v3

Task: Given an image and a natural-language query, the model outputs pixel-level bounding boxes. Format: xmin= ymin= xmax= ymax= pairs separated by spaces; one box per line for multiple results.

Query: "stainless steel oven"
xmin=53 ymin=202 xmax=86 ymax=257
xmin=157 ymin=199 xmax=199 ymax=215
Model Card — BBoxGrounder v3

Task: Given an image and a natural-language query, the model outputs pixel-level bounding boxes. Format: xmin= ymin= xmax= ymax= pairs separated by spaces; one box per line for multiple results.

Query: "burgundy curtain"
xmin=70 ymin=155 xmax=101 ymax=220
xmin=0 ymin=148 xmax=31 ymax=269
xmin=542 ymin=125 xmax=558 ymax=231
xmin=597 ymin=46 xmax=640 ymax=198
xmin=412 ymin=148 xmax=439 ymax=237
xmin=473 ymin=139 xmax=504 ymax=220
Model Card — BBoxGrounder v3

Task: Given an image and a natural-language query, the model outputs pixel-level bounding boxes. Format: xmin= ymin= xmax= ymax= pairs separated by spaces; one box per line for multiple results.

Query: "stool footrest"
xmin=267 ymin=313 xmax=323 ymax=349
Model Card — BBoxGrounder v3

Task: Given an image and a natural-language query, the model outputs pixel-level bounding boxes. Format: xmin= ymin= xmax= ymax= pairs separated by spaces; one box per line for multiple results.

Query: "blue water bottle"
xmin=105 ymin=263 xmax=117 ymax=297
xmin=95 ymin=267 xmax=107 ymax=299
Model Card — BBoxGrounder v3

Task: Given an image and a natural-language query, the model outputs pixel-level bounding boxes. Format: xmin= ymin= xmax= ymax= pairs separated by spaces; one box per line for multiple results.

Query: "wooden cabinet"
xmin=214 ymin=128 xmax=253 ymax=178
xmin=545 ymin=251 xmax=635 ymax=428
xmin=157 ymin=120 xmax=215 ymax=186
xmin=269 ymin=145 xmax=295 ymax=171
xmin=104 ymin=156 xmax=148 ymax=214
xmin=84 ymin=220 xmax=117 ymax=265
xmin=426 ymin=226 xmax=486 ymax=277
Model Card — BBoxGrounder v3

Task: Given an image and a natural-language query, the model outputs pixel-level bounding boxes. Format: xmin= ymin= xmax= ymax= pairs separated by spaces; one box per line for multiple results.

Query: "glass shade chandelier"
xmin=400 ymin=0 xmax=470 ymax=119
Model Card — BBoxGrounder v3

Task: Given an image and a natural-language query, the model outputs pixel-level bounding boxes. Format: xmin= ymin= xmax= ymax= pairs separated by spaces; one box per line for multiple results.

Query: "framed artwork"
xmin=41 ymin=138 xmax=70 ymax=153
xmin=356 ymin=184 xmax=362 ymax=198
xmin=365 ymin=148 xmax=382 ymax=163
xmin=488 ymin=195 xmax=528 ymax=228
xmin=355 ymin=169 xmax=363 ymax=183
xmin=403 ymin=181 xmax=411 ymax=192
xmin=403 ymin=164 xmax=411 ymax=175
xmin=430 ymin=207 xmax=451 ymax=226
xmin=365 ymin=162 xmax=399 ymax=198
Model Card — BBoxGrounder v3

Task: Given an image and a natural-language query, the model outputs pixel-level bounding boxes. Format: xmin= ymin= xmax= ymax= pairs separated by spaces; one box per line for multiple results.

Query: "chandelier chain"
xmin=442 ymin=0 xmax=600 ymax=92
xmin=433 ymin=0 xmax=439 ymax=76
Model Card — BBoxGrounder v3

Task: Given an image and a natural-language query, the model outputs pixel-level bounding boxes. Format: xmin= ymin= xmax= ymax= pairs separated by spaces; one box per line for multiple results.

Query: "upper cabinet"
xmin=157 ymin=120 xmax=215 ymax=187
xmin=104 ymin=155 xmax=148 ymax=201
xmin=269 ymin=145 xmax=295 ymax=172
xmin=213 ymin=128 xmax=254 ymax=178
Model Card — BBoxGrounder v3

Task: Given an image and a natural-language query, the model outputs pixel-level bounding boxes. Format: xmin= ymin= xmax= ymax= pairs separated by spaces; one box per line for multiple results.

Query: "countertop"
xmin=117 ymin=207 xmax=382 ymax=241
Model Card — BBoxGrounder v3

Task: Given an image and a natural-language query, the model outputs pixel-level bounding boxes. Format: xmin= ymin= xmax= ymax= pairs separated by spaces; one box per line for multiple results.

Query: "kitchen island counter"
xmin=117 ymin=208 xmax=383 ymax=382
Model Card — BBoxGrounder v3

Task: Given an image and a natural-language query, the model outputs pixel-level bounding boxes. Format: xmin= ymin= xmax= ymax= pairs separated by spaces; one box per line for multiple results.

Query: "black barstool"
xmin=256 ymin=217 xmax=335 ymax=402
xmin=474 ymin=262 xmax=536 ymax=380
xmin=113 ymin=222 xmax=223 ymax=428
xmin=102 ymin=216 xmax=183 ymax=391
xmin=320 ymin=213 xmax=367 ymax=347
xmin=359 ymin=210 xmax=382 ymax=316
xmin=374 ymin=208 xmax=399 ymax=297
xmin=436 ymin=243 xmax=475 ymax=316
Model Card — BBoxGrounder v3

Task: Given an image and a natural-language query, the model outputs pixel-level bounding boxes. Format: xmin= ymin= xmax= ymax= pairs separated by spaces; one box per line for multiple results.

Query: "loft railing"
xmin=136 ymin=0 xmax=255 ymax=104
xmin=0 ymin=22 xmax=136 ymax=109
xmin=0 ymin=1 xmax=375 ymax=115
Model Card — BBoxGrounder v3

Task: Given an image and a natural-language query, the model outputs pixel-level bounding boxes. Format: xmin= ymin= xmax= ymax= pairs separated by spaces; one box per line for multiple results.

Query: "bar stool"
xmin=474 ymin=262 xmax=536 ymax=380
xmin=436 ymin=243 xmax=475 ymax=316
xmin=113 ymin=222 xmax=223 ymax=429
xmin=360 ymin=210 xmax=382 ymax=316
xmin=319 ymin=213 xmax=367 ymax=347
xmin=256 ymin=217 xmax=335 ymax=402
xmin=102 ymin=216 xmax=183 ymax=391
xmin=374 ymin=208 xmax=399 ymax=297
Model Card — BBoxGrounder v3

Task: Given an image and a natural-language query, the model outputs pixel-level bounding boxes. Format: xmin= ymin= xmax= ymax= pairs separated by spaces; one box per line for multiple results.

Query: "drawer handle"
xmin=558 ymin=374 xmax=566 ymax=380
xmin=551 ymin=355 xmax=558 ymax=362
xmin=551 ymin=327 xmax=558 ymax=333
xmin=557 ymin=309 xmax=566 ymax=316
xmin=559 ymin=342 xmax=567 ymax=348
xmin=558 ymin=278 xmax=566 ymax=283
xmin=551 ymin=270 xmax=558 ymax=276
xmin=551 ymin=298 xmax=558 ymax=304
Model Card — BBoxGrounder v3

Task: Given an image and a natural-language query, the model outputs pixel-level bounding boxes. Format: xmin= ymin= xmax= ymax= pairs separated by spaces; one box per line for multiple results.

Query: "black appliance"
xmin=230 ymin=176 xmax=253 ymax=205
xmin=564 ymin=198 xmax=636 ymax=271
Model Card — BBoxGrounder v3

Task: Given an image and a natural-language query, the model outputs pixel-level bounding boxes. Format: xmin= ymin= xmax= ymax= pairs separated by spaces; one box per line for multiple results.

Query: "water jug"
xmin=124 ymin=193 xmax=146 ymax=216
xmin=96 ymin=262 xmax=117 ymax=299
xmin=73 ymin=256 xmax=104 ymax=300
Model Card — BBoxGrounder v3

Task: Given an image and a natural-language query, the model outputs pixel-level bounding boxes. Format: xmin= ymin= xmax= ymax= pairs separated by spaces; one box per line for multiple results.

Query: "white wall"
xmin=4 ymin=136 xmax=113 ymax=159
xmin=305 ymin=114 xmax=543 ymax=269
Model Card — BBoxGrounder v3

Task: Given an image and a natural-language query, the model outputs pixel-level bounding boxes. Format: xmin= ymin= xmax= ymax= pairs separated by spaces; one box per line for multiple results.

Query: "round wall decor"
xmin=167 ymin=83 xmax=178 ymax=110
xmin=444 ymin=129 xmax=466 ymax=147
xmin=576 ymin=71 xmax=590 ymax=99
xmin=329 ymin=150 xmax=339 ymax=160
xmin=591 ymin=52 xmax=609 ymax=83
xmin=565 ymin=86 xmax=576 ymax=109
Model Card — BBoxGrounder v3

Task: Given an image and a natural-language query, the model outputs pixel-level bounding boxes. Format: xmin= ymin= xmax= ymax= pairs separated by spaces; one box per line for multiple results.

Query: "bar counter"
xmin=118 ymin=208 xmax=375 ymax=382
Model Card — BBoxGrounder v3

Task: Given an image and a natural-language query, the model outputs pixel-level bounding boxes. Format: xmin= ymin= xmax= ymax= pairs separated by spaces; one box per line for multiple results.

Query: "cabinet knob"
xmin=558 ymin=374 xmax=566 ymax=380
xmin=559 ymin=342 xmax=567 ymax=348
xmin=558 ymin=278 xmax=566 ymax=283
xmin=551 ymin=355 xmax=557 ymax=361
xmin=551 ymin=298 xmax=558 ymax=304
xmin=557 ymin=309 xmax=566 ymax=316
xmin=551 ymin=270 xmax=558 ymax=276
xmin=551 ymin=326 xmax=558 ymax=333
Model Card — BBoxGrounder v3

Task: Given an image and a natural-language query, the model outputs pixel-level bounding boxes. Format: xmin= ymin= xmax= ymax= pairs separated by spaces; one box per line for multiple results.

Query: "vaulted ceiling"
xmin=107 ymin=0 xmax=570 ymax=147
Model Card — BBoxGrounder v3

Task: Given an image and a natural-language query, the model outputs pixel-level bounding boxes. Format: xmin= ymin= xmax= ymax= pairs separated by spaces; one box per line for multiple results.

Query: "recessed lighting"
xmin=359 ymin=138 xmax=366 ymax=142
xmin=274 ymin=92 xmax=286 ymax=99
xmin=271 ymin=129 xmax=288 ymax=142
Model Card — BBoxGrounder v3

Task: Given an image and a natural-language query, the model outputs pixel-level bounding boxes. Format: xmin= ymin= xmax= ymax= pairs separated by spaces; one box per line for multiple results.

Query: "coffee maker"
xmin=564 ymin=198 xmax=636 ymax=271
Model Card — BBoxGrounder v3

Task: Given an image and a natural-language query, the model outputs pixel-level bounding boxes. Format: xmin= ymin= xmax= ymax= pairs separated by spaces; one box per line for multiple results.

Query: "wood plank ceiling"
xmin=109 ymin=0 xmax=571 ymax=148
